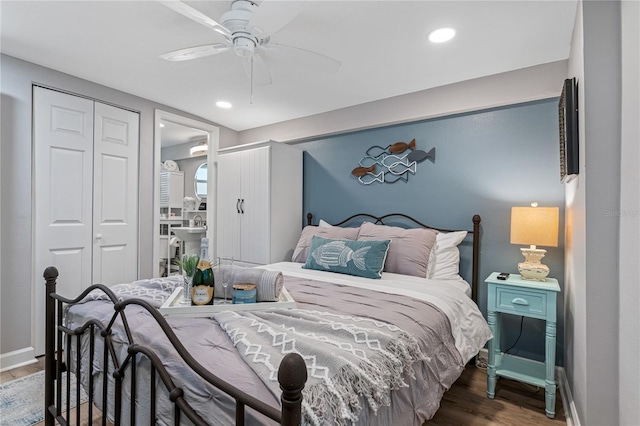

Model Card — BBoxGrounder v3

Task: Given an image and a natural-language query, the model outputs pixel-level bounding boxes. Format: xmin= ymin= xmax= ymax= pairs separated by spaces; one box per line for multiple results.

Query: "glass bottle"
xmin=191 ymin=238 xmax=214 ymax=305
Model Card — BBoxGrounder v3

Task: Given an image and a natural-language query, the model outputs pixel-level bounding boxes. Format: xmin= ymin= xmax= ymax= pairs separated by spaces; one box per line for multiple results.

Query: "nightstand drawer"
xmin=496 ymin=287 xmax=547 ymax=317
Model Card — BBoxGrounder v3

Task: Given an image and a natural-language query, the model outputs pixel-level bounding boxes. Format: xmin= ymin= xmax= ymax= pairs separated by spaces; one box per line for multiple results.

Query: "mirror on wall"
xmin=194 ymin=162 xmax=207 ymax=201
xmin=153 ymin=110 xmax=219 ymax=277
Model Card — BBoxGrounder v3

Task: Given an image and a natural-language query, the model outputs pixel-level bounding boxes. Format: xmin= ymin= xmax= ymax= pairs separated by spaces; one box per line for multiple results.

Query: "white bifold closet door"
xmin=33 ymin=87 xmax=139 ymax=355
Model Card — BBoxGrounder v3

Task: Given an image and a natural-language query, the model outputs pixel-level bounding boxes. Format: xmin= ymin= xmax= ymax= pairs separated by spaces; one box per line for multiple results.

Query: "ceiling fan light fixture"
xmin=216 ymin=101 xmax=232 ymax=109
xmin=233 ymin=35 xmax=256 ymax=57
xmin=190 ymin=142 xmax=208 ymax=157
xmin=428 ymin=27 xmax=456 ymax=43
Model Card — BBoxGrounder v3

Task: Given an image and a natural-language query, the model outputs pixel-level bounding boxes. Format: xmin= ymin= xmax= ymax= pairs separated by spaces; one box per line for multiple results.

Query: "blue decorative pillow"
xmin=303 ymin=236 xmax=391 ymax=279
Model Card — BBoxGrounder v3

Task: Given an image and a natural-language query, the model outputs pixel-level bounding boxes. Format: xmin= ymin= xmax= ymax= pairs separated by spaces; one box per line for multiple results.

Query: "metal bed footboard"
xmin=43 ymin=266 xmax=307 ymax=426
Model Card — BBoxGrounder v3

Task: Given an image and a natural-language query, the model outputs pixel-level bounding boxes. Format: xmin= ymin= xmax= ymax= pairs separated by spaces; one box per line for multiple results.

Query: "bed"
xmin=43 ymin=213 xmax=492 ymax=426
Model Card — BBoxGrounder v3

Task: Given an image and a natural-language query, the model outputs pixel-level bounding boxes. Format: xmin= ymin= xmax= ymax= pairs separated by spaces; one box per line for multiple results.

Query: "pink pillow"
xmin=291 ymin=225 xmax=360 ymax=263
xmin=357 ymin=222 xmax=437 ymax=277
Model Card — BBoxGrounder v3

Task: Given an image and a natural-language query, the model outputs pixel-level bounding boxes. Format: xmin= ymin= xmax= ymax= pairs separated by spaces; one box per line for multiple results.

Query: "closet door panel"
xmin=33 ymin=87 xmax=94 ymax=355
xmin=240 ymin=146 xmax=271 ymax=264
xmin=94 ymin=244 xmax=130 ymax=285
xmin=217 ymin=141 xmax=301 ymax=265
xmin=93 ymin=102 xmax=139 ymax=285
xmin=217 ymin=151 xmax=242 ymax=260
xmin=34 ymin=89 xmax=93 ymax=295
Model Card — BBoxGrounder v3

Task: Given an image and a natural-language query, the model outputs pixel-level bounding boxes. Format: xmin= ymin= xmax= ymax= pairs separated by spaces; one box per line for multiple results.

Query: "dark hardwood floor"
xmin=431 ymin=365 xmax=566 ymax=425
xmin=2 ymin=357 xmax=566 ymax=425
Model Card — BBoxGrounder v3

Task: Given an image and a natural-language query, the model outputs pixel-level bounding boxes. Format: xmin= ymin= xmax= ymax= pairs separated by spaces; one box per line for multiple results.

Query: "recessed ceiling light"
xmin=428 ymin=27 xmax=456 ymax=43
xmin=216 ymin=101 xmax=232 ymax=109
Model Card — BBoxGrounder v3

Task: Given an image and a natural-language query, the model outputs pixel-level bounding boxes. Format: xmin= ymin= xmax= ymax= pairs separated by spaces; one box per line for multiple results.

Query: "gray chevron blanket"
xmin=213 ymin=309 xmax=426 ymax=426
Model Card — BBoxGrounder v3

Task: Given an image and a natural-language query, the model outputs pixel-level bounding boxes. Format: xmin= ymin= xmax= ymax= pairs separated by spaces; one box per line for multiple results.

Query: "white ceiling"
xmin=1 ymin=0 xmax=577 ymax=132
xmin=160 ymin=120 xmax=209 ymax=147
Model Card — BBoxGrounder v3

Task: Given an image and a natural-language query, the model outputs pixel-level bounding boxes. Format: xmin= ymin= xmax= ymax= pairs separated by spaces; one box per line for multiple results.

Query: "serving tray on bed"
xmin=159 ymin=287 xmax=297 ymax=318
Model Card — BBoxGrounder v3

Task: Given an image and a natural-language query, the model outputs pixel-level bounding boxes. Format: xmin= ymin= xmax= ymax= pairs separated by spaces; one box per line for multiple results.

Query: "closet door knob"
xmin=96 ymin=234 xmax=103 ymax=240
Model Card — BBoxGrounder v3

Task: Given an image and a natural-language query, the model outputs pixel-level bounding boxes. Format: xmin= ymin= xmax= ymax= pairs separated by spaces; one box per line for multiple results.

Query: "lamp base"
xmin=518 ymin=247 xmax=549 ymax=281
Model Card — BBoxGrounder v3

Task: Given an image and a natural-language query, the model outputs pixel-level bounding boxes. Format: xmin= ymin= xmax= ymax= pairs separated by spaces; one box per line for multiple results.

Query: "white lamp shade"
xmin=510 ymin=206 xmax=559 ymax=247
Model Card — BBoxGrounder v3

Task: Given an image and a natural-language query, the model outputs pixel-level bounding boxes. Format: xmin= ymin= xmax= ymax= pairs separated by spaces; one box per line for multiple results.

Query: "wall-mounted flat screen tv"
xmin=559 ymin=77 xmax=579 ymax=183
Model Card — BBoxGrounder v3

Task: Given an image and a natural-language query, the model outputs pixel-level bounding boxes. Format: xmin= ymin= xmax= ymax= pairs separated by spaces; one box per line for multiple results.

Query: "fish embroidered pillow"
xmin=303 ymin=236 xmax=391 ymax=279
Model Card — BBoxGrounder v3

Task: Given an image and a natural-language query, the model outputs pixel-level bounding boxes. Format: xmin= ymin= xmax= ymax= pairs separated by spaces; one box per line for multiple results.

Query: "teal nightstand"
xmin=485 ymin=272 xmax=561 ymax=418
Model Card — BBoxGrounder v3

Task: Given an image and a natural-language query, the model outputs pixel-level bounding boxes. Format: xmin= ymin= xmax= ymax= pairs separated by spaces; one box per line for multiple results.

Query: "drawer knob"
xmin=512 ymin=297 xmax=529 ymax=306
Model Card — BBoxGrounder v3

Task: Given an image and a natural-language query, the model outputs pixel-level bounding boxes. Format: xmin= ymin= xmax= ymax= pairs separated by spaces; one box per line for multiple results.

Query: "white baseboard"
xmin=557 ymin=367 xmax=581 ymax=426
xmin=0 ymin=347 xmax=37 ymax=372
xmin=478 ymin=347 xmax=488 ymax=359
xmin=475 ymin=349 xmax=580 ymax=426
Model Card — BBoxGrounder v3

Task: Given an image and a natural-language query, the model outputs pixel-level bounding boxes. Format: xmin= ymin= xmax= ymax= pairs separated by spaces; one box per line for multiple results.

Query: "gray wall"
xmin=564 ymin=1 xmax=639 ymax=425
xmin=583 ymin=3 xmax=621 ymax=423
xmin=564 ymin=3 xmax=588 ymax=421
xmin=0 ymin=54 xmax=235 ymax=357
xmin=237 ymin=61 xmax=568 ymax=145
xmin=618 ymin=1 xmax=640 ymax=424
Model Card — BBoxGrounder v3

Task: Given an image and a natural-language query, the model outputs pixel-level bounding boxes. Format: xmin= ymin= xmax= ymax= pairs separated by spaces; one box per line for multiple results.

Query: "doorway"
xmin=153 ymin=110 xmax=219 ymax=277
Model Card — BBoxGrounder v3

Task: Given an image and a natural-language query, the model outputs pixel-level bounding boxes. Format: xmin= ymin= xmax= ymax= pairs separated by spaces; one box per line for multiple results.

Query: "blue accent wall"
xmin=292 ymin=99 xmax=565 ymax=365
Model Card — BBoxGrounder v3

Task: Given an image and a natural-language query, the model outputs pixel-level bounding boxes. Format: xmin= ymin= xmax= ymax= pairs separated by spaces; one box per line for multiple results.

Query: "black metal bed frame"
xmin=43 ymin=212 xmax=481 ymax=425
xmin=43 ymin=268 xmax=307 ymax=426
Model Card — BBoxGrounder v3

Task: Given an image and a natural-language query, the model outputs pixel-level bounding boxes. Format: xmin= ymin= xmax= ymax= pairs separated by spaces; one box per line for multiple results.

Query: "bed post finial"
xmin=307 ymin=212 xmax=313 ymax=226
xmin=278 ymin=352 xmax=307 ymax=426
xmin=43 ymin=266 xmax=59 ymax=426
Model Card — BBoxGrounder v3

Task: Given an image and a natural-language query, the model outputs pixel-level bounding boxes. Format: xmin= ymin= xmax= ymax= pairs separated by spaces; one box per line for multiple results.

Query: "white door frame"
xmin=153 ymin=110 xmax=219 ymax=276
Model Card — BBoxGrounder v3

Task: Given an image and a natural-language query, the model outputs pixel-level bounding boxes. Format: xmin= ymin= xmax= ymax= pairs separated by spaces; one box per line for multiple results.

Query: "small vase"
xmin=182 ymin=274 xmax=193 ymax=304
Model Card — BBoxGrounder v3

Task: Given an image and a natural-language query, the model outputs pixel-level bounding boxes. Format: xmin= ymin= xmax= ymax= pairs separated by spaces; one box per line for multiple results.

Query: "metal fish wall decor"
xmin=351 ymin=138 xmax=435 ymax=185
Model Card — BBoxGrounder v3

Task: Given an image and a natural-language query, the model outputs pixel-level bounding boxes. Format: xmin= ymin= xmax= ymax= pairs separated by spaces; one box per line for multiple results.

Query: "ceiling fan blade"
xmin=247 ymin=1 xmax=303 ymax=37
xmin=160 ymin=44 xmax=230 ymax=61
xmin=268 ymin=43 xmax=342 ymax=73
xmin=158 ymin=0 xmax=231 ymax=39
xmin=243 ymin=53 xmax=272 ymax=86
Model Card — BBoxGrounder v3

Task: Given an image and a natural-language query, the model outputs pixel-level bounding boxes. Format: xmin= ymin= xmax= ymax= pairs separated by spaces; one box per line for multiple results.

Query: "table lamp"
xmin=510 ymin=203 xmax=559 ymax=281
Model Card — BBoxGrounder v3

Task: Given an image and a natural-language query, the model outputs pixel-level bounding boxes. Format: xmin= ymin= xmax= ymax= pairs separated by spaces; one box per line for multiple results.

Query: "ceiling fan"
xmin=158 ymin=0 xmax=341 ymax=100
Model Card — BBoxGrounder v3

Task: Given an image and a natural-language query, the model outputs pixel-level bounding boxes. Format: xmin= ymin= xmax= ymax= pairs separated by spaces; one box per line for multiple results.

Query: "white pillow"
xmin=430 ymin=231 xmax=467 ymax=280
xmin=318 ymin=219 xmax=332 ymax=228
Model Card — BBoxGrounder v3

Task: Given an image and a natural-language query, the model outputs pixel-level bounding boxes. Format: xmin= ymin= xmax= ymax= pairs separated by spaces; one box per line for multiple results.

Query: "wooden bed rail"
xmin=43 ymin=266 xmax=307 ymax=426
